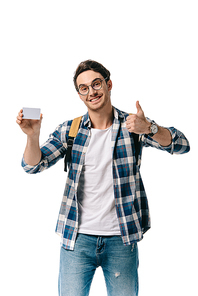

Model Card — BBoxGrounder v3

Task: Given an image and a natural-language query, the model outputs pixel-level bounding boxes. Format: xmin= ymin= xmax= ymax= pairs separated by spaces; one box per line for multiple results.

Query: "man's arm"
xmin=17 ymin=109 xmax=69 ymax=174
xmin=16 ymin=110 xmax=42 ymax=166
xmin=24 ymin=135 xmax=42 ymax=166
xmin=16 ymin=109 xmax=42 ymax=165
xmin=126 ymin=101 xmax=172 ymax=146
xmin=126 ymin=101 xmax=190 ymax=154
xmin=148 ymin=125 xmax=172 ymax=147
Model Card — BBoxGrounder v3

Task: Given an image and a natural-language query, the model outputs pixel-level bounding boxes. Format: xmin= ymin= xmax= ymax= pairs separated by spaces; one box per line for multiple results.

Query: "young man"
xmin=16 ymin=60 xmax=190 ymax=296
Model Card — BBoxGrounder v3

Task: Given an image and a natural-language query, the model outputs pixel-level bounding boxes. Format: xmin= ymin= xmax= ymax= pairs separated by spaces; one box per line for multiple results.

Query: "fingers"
xmin=136 ymin=100 xmax=144 ymax=115
xmin=126 ymin=114 xmax=137 ymax=132
xmin=126 ymin=101 xmax=147 ymax=134
xmin=16 ymin=110 xmax=43 ymax=125
xmin=126 ymin=114 xmax=136 ymax=122
xmin=126 ymin=101 xmax=143 ymax=121
xmin=16 ymin=109 xmax=23 ymax=125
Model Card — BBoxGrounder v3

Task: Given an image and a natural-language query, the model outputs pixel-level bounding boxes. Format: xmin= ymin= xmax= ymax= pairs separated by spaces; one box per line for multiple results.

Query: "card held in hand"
xmin=23 ymin=107 xmax=41 ymax=120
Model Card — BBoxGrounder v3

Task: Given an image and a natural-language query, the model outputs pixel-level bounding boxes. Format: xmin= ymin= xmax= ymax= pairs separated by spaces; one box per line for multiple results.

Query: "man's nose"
xmin=89 ymin=86 xmax=97 ymax=96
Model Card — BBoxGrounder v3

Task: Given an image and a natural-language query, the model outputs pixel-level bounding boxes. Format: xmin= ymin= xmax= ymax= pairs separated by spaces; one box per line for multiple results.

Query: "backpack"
xmin=64 ymin=115 xmax=140 ymax=172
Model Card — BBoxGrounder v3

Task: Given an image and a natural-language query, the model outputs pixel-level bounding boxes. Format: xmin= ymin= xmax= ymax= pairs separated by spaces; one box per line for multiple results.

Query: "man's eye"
xmin=80 ymin=86 xmax=88 ymax=92
xmin=92 ymin=80 xmax=101 ymax=88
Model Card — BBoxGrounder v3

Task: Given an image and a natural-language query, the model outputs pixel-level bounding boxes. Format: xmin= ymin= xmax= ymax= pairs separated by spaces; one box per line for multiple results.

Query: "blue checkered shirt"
xmin=22 ymin=107 xmax=190 ymax=250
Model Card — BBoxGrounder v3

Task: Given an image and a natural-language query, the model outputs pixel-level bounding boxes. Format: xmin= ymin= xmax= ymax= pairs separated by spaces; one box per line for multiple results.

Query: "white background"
xmin=0 ymin=1 xmax=197 ymax=295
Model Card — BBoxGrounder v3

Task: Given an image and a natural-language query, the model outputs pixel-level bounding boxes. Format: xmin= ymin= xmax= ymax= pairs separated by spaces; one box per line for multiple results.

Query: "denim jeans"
xmin=58 ymin=234 xmax=139 ymax=296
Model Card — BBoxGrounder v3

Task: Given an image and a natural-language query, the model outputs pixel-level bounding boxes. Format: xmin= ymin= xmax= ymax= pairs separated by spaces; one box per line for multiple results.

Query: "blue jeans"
xmin=58 ymin=234 xmax=139 ymax=296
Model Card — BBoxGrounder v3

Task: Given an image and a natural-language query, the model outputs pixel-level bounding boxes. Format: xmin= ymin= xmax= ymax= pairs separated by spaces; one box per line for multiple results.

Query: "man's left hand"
xmin=126 ymin=101 xmax=151 ymax=134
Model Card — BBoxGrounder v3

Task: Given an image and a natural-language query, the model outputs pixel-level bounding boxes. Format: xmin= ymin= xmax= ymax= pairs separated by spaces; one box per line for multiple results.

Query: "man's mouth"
xmin=89 ymin=95 xmax=102 ymax=103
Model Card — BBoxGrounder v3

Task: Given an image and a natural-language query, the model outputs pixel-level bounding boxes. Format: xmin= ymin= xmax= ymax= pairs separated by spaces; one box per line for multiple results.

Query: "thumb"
xmin=136 ymin=100 xmax=144 ymax=114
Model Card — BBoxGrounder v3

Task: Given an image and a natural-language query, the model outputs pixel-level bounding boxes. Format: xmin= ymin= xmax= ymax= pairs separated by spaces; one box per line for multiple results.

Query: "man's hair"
xmin=73 ymin=59 xmax=111 ymax=92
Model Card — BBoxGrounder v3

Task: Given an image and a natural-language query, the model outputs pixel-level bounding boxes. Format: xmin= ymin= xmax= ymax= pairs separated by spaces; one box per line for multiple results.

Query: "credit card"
xmin=23 ymin=107 xmax=41 ymax=120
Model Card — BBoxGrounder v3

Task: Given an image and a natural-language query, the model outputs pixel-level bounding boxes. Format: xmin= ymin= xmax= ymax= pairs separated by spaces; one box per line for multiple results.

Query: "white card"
xmin=23 ymin=107 xmax=41 ymax=120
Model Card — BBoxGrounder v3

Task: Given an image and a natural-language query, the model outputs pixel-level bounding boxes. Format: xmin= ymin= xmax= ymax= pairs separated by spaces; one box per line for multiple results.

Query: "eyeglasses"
xmin=78 ymin=77 xmax=108 ymax=96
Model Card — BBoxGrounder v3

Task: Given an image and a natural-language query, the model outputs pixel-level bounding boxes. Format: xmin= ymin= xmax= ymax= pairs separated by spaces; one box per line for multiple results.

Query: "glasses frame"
xmin=78 ymin=77 xmax=108 ymax=96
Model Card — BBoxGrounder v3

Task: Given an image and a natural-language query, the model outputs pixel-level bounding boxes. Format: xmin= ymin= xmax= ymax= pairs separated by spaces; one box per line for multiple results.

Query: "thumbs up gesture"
xmin=126 ymin=101 xmax=151 ymax=134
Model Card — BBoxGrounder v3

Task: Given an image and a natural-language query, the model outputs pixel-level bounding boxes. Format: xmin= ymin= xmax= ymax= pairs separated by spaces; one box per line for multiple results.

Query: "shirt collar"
xmin=113 ymin=106 xmax=125 ymax=120
xmin=82 ymin=112 xmax=91 ymax=128
xmin=82 ymin=106 xmax=125 ymax=128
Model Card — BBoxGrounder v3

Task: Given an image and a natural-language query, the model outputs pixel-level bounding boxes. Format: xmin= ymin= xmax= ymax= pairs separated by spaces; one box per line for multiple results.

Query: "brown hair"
xmin=73 ymin=59 xmax=111 ymax=92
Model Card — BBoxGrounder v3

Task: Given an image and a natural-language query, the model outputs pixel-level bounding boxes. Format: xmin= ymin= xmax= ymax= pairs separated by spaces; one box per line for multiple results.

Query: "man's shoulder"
xmin=56 ymin=112 xmax=89 ymax=134
xmin=113 ymin=106 xmax=130 ymax=120
xmin=54 ymin=119 xmax=73 ymax=133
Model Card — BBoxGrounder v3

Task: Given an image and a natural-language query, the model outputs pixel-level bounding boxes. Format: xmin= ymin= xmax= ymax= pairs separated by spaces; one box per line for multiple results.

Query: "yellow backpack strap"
xmin=69 ymin=116 xmax=83 ymax=138
xmin=64 ymin=116 xmax=83 ymax=172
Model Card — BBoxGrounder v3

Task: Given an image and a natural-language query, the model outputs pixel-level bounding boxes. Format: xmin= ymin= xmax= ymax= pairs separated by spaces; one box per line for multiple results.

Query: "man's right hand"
xmin=16 ymin=109 xmax=43 ymax=165
xmin=16 ymin=109 xmax=43 ymax=137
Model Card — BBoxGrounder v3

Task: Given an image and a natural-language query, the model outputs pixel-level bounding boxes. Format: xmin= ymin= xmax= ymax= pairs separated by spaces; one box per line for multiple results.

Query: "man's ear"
xmin=107 ymin=79 xmax=113 ymax=91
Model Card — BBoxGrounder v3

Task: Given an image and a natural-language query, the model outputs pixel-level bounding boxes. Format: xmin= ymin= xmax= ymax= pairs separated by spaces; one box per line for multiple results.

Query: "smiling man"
xmin=17 ymin=60 xmax=190 ymax=296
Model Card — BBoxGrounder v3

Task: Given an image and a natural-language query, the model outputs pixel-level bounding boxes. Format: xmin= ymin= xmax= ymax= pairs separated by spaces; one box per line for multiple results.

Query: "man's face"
xmin=76 ymin=70 xmax=112 ymax=112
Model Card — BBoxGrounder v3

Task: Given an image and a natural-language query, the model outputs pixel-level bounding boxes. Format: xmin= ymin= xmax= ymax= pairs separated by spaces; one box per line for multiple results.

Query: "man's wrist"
xmin=27 ymin=132 xmax=40 ymax=141
xmin=145 ymin=120 xmax=151 ymax=134
xmin=27 ymin=134 xmax=40 ymax=147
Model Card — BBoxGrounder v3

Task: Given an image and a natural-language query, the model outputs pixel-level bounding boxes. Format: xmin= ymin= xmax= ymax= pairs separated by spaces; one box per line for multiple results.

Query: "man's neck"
xmin=88 ymin=106 xmax=114 ymax=130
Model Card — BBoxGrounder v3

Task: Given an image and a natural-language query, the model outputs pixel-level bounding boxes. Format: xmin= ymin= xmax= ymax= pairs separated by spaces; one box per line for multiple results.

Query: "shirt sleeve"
xmin=21 ymin=122 xmax=69 ymax=174
xmin=141 ymin=120 xmax=190 ymax=155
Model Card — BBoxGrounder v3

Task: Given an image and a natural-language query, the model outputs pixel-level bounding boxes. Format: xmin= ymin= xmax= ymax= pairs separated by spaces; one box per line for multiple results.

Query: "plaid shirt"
xmin=22 ymin=107 xmax=190 ymax=250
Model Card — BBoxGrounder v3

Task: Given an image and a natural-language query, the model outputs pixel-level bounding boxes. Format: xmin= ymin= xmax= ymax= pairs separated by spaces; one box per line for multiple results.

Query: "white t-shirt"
xmin=77 ymin=126 xmax=121 ymax=236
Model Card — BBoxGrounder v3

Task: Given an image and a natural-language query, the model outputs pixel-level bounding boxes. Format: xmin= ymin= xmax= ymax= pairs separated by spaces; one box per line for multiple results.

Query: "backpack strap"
xmin=128 ymin=113 xmax=140 ymax=165
xmin=64 ymin=116 xmax=82 ymax=172
xmin=132 ymin=132 xmax=140 ymax=165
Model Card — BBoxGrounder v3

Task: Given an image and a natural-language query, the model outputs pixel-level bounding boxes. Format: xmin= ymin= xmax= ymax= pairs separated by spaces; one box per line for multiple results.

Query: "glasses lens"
xmin=79 ymin=85 xmax=88 ymax=95
xmin=92 ymin=79 xmax=102 ymax=90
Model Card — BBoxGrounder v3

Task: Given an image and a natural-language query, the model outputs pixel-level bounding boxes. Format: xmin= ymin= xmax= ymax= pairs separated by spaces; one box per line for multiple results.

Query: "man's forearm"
xmin=152 ymin=126 xmax=172 ymax=147
xmin=126 ymin=101 xmax=172 ymax=148
xmin=24 ymin=135 xmax=42 ymax=166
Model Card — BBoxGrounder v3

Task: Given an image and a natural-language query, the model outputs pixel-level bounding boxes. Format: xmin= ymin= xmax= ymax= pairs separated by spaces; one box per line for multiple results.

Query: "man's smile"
xmin=89 ymin=94 xmax=103 ymax=103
